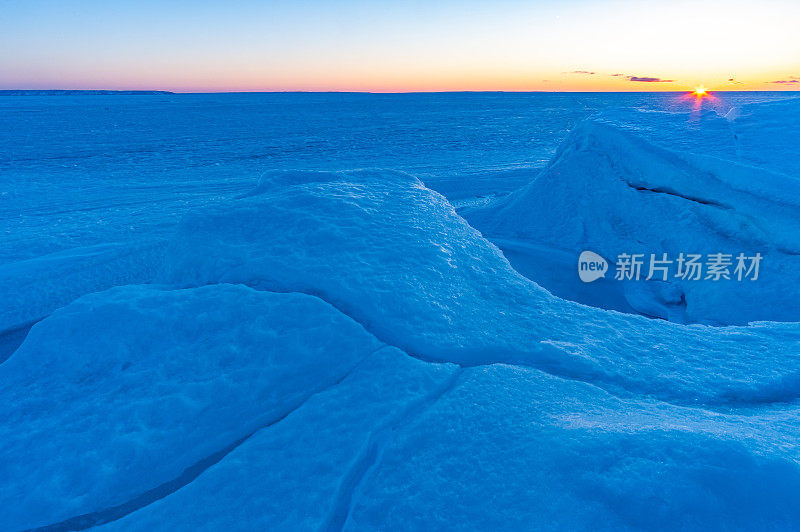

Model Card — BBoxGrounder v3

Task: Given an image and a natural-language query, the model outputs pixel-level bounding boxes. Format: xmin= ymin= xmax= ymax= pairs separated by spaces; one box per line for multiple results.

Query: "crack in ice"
xmin=324 ymin=368 xmax=464 ymax=532
xmin=26 ymin=345 xmax=385 ymax=532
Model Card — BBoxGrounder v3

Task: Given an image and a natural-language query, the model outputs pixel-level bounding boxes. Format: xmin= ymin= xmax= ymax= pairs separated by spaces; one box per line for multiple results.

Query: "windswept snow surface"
xmin=99 ymin=348 xmax=460 ymax=531
xmin=0 ymin=285 xmax=378 ymax=530
xmin=95 ymin=167 xmax=800 ymax=530
xmin=159 ymin=169 xmax=800 ymax=405
xmin=466 ymin=113 xmax=800 ymax=325
xmin=2 ymin=92 xmax=800 ymax=531
xmin=0 ymin=241 xmax=165 ymax=336
xmin=728 ymin=97 xmax=800 ymax=177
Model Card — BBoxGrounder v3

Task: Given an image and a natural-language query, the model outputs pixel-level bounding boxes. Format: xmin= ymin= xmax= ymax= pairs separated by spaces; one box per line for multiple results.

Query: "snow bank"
xmin=348 ymin=364 xmax=800 ymax=530
xmin=158 ymin=169 xmax=800 ymax=405
xmin=100 ymin=348 xmax=458 ymax=531
xmin=0 ymin=284 xmax=378 ymax=530
xmin=102 ymin=353 xmax=800 ymax=531
xmin=588 ymin=96 xmax=800 ymax=179
xmin=728 ymin=97 xmax=800 ymax=177
xmin=5 ymin=168 xmax=800 ymax=530
xmin=5 ymin=93 xmax=800 ymax=531
xmin=593 ymin=105 xmax=741 ymax=162
xmin=465 ymin=120 xmax=800 ymax=324
xmin=0 ymin=241 xmax=164 ymax=335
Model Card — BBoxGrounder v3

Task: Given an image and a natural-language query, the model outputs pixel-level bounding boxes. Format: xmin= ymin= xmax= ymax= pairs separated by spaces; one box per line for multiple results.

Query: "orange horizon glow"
xmin=13 ymin=63 xmax=794 ymax=94
xmin=11 ymin=74 xmax=797 ymax=94
xmin=3 ymin=1 xmax=800 ymax=94
xmin=9 ymin=78 xmax=799 ymax=94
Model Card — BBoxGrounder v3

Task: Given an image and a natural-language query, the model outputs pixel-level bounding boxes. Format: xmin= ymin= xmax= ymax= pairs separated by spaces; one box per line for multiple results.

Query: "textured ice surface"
xmin=0 ymin=241 xmax=164 ymax=334
xmin=2 ymin=92 xmax=788 ymax=265
xmin=0 ymin=284 xmax=378 ymax=530
xmin=158 ymin=168 xmax=800 ymax=406
xmin=2 ymin=93 xmax=800 ymax=531
xmin=101 ymin=353 xmax=800 ymax=531
xmin=727 ymin=97 xmax=800 ymax=177
xmin=100 ymin=348 xmax=459 ymax=531
xmin=465 ymin=119 xmax=800 ymax=324
xmin=348 ymin=364 xmax=800 ymax=531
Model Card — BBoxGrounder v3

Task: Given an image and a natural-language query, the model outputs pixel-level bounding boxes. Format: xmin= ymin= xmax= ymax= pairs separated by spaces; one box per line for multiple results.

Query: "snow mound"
xmin=5 ymin=168 xmax=800 ymax=530
xmin=465 ymin=120 xmax=800 ymax=324
xmin=0 ymin=284 xmax=378 ymax=531
xmin=593 ymin=105 xmax=741 ymax=162
xmin=348 ymin=364 xmax=800 ymax=531
xmin=100 ymin=348 xmax=459 ymax=531
xmin=728 ymin=97 xmax=800 ymax=177
xmin=101 ymin=356 xmax=800 ymax=531
xmin=0 ymin=241 xmax=164 ymax=335
xmin=158 ymin=169 xmax=800 ymax=405
xmin=6 ymin=93 xmax=800 ymax=531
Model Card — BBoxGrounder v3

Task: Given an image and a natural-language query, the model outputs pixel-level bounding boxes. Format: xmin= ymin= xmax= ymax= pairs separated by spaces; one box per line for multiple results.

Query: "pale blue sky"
xmin=2 ymin=0 xmax=798 ymax=91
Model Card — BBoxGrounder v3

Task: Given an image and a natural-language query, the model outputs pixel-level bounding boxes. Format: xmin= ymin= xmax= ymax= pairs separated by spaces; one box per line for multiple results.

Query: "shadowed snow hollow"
xmin=465 ymin=120 xmax=800 ymax=325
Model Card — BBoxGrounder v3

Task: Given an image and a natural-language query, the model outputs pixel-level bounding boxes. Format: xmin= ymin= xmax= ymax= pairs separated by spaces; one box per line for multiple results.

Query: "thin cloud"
xmin=728 ymin=78 xmax=743 ymax=85
xmin=627 ymin=76 xmax=675 ymax=83
xmin=610 ymin=73 xmax=625 ymax=77
xmin=567 ymin=70 xmax=596 ymax=75
xmin=768 ymin=78 xmax=800 ymax=84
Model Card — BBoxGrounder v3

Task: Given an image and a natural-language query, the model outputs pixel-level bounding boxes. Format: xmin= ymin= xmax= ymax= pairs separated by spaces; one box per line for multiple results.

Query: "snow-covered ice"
xmin=98 ymin=348 xmax=459 ymax=531
xmin=2 ymin=92 xmax=800 ymax=530
xmin=158 ymin=168 xmax=800 ymax=404
xmin=464 ymin=119 xmax=800 ymax=324
xmin=0 ymin=285 xmax=378 ymax=530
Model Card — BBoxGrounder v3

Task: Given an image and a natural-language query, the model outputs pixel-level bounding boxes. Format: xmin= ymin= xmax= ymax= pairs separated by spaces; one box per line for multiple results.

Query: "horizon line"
xmin=3 ymin=88 xmax=800 ymax=95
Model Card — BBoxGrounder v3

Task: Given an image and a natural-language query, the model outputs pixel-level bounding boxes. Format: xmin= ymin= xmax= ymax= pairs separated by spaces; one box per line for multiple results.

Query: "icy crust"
xmin=100 ymin=353 xmax=800 ymax=532
xmin=465 ymin=120 xmax=800 ymax=325
xmin=347 ymin=364 xmax=800 ymax=531
xmin=0 ymin=284 xmax=378 ymax=531
xmin=729 ymin=97 xmax=800 ymax=178
xmin=159 ymin=169 xmax=800 ymax=405
xmin=0 ymin=240 xmax=165 ymax=333
xmin=5 ymin=169 xmax=800 ymax=530
xmin=100 ymin=348 xmax=459 ymax=531
xmin=590 ymin=96 xmax=800 ymax=178
xmin=98 ymin=355 xmax=800 ymax=531
xmin=593 ymin=106 xmax=742 ymax=163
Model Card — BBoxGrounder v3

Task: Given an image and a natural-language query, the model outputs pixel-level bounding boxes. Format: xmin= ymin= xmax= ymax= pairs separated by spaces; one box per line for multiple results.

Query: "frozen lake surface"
xmin=2 ymin=91 xmax=794 ymax=263
xmin=2 ymin=91 xmax=800 ymax=530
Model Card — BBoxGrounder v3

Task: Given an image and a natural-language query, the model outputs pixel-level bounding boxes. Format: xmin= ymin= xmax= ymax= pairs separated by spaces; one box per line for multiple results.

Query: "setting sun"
xmin=693 ymin=86 xmax=708 ymax=97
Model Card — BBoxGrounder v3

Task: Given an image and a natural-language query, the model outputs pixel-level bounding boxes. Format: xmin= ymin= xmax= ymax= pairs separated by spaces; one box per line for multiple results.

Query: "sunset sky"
xmin=2 ymin=0 xmax=799 ymax=92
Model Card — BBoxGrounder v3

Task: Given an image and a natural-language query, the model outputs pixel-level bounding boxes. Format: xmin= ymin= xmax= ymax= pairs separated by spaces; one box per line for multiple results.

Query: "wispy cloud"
xmin=627 ymin=76 xmax=675 ymax=83
xmin=567 ymin=70 xmax=596 ymax=75
xmin=611 ymin=73 xmax=676 ymax=82
xmin=768 ymin=76 xmax=800 ymax=84
xmin=728 ymin=78 xmax=743 ymax=85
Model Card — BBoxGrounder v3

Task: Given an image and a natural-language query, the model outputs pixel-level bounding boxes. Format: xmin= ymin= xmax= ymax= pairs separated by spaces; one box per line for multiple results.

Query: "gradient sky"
xmin=2 ymin=0 xmax=799 ymax=92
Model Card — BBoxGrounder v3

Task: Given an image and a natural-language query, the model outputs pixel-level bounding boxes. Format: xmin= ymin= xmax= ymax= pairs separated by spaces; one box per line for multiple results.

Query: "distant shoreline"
xmin=0 ymin=90 xmax=173 ymax=96
xmin=1 ymin=89 xmax=798 ymax=96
